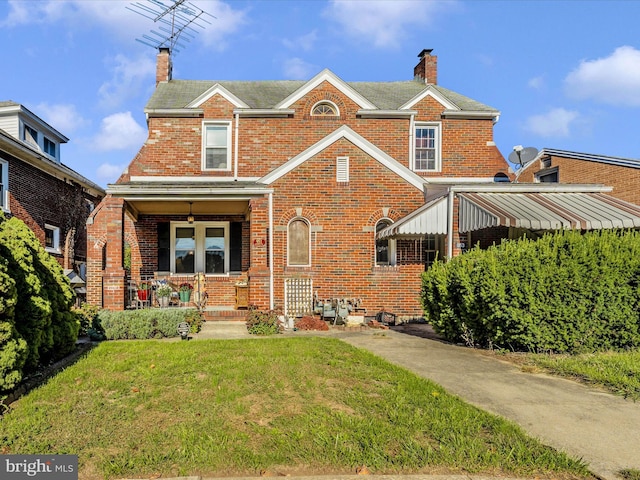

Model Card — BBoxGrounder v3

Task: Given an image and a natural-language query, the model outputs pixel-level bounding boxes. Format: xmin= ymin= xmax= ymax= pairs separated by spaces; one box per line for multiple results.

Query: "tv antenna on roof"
xmin=508 ymin=145 xmax=538 ymax=167
xmin=127 ymin=0 xmax=215 ymax=54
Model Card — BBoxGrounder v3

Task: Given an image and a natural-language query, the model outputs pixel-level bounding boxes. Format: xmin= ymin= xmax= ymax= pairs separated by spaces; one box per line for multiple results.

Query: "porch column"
xmin=96 ymin=196 xmax=127 ymax=310
xmin=247 ymin=195 xmax=271 ymax=310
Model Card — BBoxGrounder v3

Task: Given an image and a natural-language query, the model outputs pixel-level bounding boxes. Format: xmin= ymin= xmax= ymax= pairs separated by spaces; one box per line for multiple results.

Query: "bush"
xmin=245 ymin=308 xmax=282 ymax=335
xmin=422 ymin=229 xmax=640 ymax=353
xmin=0 ymin=255 xmax=27 ymax=392
xmin=97 ymin=309 xmax=202 ymax=340
xmin=0 ymin=214 xmax=78 ymax=377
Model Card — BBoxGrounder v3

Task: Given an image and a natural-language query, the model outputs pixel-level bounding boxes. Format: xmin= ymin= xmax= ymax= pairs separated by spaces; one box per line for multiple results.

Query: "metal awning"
xmin=377 ymin=194 xmax=448 ymax=239
xmin=458 ymin=192 xmax=640 ymax=232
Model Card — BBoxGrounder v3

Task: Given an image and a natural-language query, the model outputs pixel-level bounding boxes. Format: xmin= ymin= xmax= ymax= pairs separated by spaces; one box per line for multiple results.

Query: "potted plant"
xmin=179 ymin=282 xmax=193 ymax=303
xmin=137 ymin=282 xmax=150 ymax=301
xmin=156 ymin=284 xmax=173 ymax=308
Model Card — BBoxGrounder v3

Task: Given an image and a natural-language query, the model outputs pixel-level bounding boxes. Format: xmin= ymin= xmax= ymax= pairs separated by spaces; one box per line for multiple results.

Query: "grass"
xmin=0 ymin=337 xmax=592 ymax=480
xmin=515 ymin=350 xmax=640 ymax=400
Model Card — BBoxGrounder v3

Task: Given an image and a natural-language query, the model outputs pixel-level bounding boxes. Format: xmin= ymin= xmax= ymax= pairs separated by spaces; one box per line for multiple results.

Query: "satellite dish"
xmin=508 ymin=145 xmax=538 ymax=166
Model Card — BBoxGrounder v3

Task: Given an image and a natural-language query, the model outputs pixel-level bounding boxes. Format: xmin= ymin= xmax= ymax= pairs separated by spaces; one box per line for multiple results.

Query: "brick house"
xmin=0 ymin=101 xmax=105 ymax=289
xmin=86 ymin=49 xmax=640 ymax=318
xmin=515 ymin=148 xmax=640 ymax=205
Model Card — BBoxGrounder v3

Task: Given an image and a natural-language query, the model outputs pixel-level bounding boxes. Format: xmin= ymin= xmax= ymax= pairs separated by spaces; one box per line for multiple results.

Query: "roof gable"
xmin=400 ymin=85 xmax=458 ymax=111
xmin=276 ymin=69 xmax=377 ymax=110
xmin=186 ymin=83 xmax=250 ymax=109
xmin=258 ymin=125 xmax=426 ymax=191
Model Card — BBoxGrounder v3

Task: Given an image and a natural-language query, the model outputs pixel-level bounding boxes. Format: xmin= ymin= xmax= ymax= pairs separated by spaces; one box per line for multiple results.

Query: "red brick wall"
xmin=518 ymin=155 xmax=640 ymax=204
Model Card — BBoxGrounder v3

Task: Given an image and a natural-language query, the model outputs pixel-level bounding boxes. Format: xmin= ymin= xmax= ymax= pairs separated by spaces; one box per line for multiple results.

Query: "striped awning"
xmin=376 ymin=194 xmax=448 ymax=239
xmin=458 ymin=192 xmax=640 ymax=233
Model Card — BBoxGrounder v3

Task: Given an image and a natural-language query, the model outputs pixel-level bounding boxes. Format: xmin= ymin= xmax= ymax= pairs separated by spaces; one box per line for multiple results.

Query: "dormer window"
xmin=23 ymin=124 xmax=38 ymax=147
xmin=43 ymin=137 xmax=56 ymax=158
xmin=311 ymin=101 xmax=338 ymax=117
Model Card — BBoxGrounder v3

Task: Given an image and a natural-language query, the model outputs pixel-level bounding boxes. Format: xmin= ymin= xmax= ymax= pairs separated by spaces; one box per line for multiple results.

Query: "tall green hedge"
xmin=0 ymin=214 xmax=78 ymax=392
xmin=422 ymin=229 xmax=640 ymax=353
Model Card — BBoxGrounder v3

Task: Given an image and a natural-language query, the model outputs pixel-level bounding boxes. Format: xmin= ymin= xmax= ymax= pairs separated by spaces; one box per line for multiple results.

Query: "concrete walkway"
xmin=192 ymin=321 xmax=640 ymax=480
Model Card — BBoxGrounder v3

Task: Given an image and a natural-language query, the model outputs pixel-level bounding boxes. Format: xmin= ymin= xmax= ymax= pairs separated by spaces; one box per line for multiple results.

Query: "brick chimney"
xmin=414 ymin=49 xmax=437 ymax=85
xmin=156 ymin=47 xmax=172 ymax=86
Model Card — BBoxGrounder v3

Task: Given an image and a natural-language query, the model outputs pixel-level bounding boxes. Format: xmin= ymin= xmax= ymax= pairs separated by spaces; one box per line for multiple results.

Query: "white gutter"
xmin=234 ymin=113 xmax=239 ymax=181
xmin=409 ymin=113 xmax=415 ymax=171
xmin=447 ymin=188 xmax=454 ymax=260
xmin=268 ymin=191 xmax=274 ymax=310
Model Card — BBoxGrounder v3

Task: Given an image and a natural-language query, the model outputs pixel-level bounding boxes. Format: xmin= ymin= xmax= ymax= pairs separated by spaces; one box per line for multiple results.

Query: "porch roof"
xmin=458 ymin=191 xmax=640 ymax=232
xmin=376 ymin=194 xmax=448 ymax=239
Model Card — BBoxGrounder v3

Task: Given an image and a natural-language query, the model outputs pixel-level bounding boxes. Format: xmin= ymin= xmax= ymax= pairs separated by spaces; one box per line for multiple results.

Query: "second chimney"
xmin=156 ymin=47 xmax=173 ymax=86
xmin=414 ymin=49 xmax=437 ymax=85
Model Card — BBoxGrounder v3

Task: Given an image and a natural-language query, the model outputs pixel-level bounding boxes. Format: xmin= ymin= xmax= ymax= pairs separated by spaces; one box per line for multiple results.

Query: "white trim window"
xmin=202 ymin=122 xmax=232 ymax=171
xmin=414 ymin=123 xmax=441 ymax=171
xmin=375 ymin=219 xmax=396 ymax=266
xmin=171 ymin=222 xmax=229 ymax=274
xmin=44 ymin=224 xmax=61 ymax=254
xmin=23 ymin=124 xmax=38 ymax=148
xmin=0 ymin=159 xmax=8 ymax=211
xmin=311 ymin=101 xmax=339 ymax=116
xmin=288 ymin=217 xmax=311 ymax=267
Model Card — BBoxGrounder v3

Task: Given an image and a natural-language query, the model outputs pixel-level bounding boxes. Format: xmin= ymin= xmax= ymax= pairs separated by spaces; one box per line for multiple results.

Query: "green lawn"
xmin=0 ymin=337 xmax=591 ymax=480
xmin=522 ymin=350 xmax=640 ymax=400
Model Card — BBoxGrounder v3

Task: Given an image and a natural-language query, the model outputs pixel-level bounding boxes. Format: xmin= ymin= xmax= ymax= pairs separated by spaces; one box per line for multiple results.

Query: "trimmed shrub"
xmin=0 ymin=215 xmax=78 ymax=375
xmin=97 ymin=308 xmax=202 ymax=340
xmin=422 ymin=229 xmax=640 ymax=353
xmin=0 ymin=255 xmax=27 ymax=392
xmin=245 ymin=308 xmax=282 ymax=335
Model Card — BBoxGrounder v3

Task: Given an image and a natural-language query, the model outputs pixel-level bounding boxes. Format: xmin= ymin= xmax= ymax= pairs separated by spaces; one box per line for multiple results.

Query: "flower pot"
xmin=137 ymin=290 xmax=149 ymax=301
xmin=179 ymin=290 xmax=191 ymax=303
xmin=159 ymin=296 xmax=170 ymax=308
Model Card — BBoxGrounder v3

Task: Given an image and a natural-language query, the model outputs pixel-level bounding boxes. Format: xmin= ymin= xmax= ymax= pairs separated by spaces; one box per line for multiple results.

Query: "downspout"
xmin=268 ymin=191 xmax=274 ymax=310
xmin=234 ymin=113 xmax=239 ymax=180
xmin=447 ymin=188 xmax=454 ymax=260
xmin=409 ymin=113 xmax=415 ymax=170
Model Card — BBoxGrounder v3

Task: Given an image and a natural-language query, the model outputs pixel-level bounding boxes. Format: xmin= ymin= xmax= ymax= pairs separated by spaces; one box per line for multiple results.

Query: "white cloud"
xmin=98 ymin=54 xmax=156 ymax=109
xmin=191 ymin=0 xmax=248 ymax=51
xmin=283 ymin=30 xmax=318 ymax=52
xmin=96 ymin=163 xmax=126 ymax=183
xmin=0 ymin=0 xmax=70 ymax=27
xmin=524 ymin=108 xmax=579 ymax=138
xmin=92 ymin=112 xmax=146 ymax=152
xmin=34 ymin=103 xmax=88 ymax=134
xmin=282 ymin=58 xmax=317 ymax=80
xmin=528 ymin=75 xmax=545 ymax=90
xmin=565 ymin=46 xmax=640 ymax=107
xmin=324 ymin=0 xmax=458 ymax=48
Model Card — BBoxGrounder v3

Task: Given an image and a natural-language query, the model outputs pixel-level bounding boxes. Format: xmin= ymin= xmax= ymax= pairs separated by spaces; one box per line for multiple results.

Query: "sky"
xmin=2 ymin=0 xmax=640 ymax=188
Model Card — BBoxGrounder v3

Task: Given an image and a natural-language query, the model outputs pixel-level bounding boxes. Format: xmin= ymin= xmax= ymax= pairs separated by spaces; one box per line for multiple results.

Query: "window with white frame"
xmin=44 ymin=224 xmax=61 ymax=253
xmin=0 ymin=160 xmax=7 ymax=210
xmin=202 ymin=122 xmax=231 ymax=170
xmin=172 ymin=222 xmax=229 ymax=274
xmin=311 ymin=101 xmax=338 ymax=116
xmin=375 ymin=219 xmax=396 ymax=266
xmin=414 ymin=124 xmax=441 ymax=171
xmin=336 ymin=156 xmax=349 ymax=183
xmin=23 ymin=124 xmax=38 ymax=147
xmin=288 ymin=218 xmax=310 ymax=266
xmin=43 ymin=136 xmax=56 ymax=158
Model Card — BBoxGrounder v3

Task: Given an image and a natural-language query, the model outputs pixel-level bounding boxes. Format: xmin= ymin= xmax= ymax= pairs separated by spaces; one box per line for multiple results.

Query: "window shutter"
xmin=336 ymin=156 xmax=349 ymax=183
xmin=230 ymin=221 xmax=243 ymax=272
xmin=157 ymin=222 xmax=170 ymax=271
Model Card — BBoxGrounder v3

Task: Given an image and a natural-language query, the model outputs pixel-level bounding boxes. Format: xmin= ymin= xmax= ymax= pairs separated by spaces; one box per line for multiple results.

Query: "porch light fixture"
xmin=187 ymin=202 xmax=194 ymax=224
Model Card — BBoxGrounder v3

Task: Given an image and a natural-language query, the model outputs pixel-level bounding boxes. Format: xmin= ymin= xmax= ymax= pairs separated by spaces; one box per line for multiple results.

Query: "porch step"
xmin=202 ymin=308 xmax=247 ymax=322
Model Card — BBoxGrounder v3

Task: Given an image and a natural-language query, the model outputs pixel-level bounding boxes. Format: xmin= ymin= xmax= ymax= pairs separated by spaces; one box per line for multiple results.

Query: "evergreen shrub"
xmin=97 ymin=308 xmax=202 ymax=340
xmin=421 ymin=229 xmax=640 ymax=353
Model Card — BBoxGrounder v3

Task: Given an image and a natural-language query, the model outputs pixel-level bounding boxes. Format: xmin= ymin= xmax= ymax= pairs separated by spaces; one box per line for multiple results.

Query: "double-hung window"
xmin=202 ymin=122 xmax=231 ymax=171
xmin=172 ymin=222 xmax=229 ymax=274
xmin=44 ymin=137 xmax=56 ymax=158
xmin=414 ymin=124 xmax=441 ymax=171
xmin=45 ymin=224 xmax=61 ymax=253
xmin=0 ymin=160 xmax=7 ymax=210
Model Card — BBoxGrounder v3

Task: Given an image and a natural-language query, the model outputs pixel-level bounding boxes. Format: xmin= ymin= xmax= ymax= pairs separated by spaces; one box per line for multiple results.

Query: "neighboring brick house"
xmin=87 ymin=49 xmax=640 ymax=318
xmin=0 ymin=101 xmax=105 ymax=289
xmin=516 ymin=148 xmax=640 ymax=205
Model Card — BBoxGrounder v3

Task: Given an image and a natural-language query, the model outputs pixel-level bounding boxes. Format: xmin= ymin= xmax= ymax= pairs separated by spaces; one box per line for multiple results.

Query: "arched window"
xmin=311 ymin=101 xmax=338 ymax=117
xmin=375 ymin=219 xmax=395 ymax=266
xmin=288 ymin=218 xmax=310 ymax=266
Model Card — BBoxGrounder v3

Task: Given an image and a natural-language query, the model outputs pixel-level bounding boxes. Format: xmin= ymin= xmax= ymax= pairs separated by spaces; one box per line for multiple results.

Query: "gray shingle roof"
xmin=146 ymin=77 xmax=499 ymax=113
